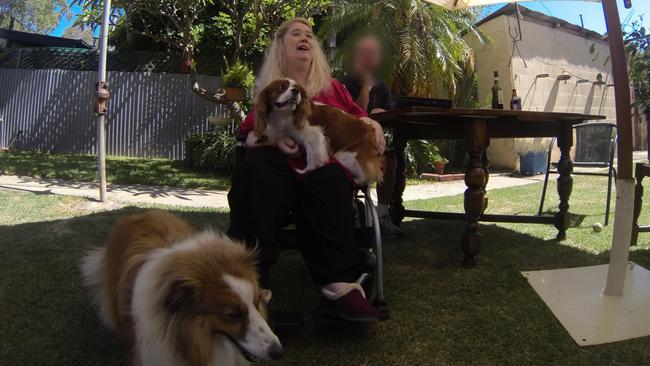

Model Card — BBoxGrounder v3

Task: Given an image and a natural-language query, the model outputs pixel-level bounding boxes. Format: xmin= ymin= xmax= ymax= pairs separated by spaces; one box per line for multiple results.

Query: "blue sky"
xmin=52 ymin=0 xmax=649 ymax=38
xmin=51 ymin=2 xmax=84 ymax=37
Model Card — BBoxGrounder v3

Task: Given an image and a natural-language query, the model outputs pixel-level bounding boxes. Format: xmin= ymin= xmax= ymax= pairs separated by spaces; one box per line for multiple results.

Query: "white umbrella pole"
xmin=602 ymin=0 xmax=634 ymax=296
xmin=95 ymin=0 xmax=111 ymax=202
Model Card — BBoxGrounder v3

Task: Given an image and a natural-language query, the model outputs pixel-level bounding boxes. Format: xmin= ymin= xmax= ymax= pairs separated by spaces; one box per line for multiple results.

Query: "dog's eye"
xmin=225 ymin=310 xmax=245 ymax=321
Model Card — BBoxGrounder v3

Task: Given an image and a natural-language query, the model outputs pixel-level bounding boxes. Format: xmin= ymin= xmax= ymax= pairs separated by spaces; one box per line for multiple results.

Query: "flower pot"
xmin=434 ymin=162 xmax=447 ymax=175
xmin=519 ymin=151 xmax=548 ymax=175
xmin=225 ymin=87 xmax=245 ymax=102
xmin=207 ymin=116 xmax=230 ymax=129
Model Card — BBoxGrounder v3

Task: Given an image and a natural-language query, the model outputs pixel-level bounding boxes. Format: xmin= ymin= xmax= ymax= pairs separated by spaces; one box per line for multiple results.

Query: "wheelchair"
xmin=234 ymin=134 xmax=389 ymax=323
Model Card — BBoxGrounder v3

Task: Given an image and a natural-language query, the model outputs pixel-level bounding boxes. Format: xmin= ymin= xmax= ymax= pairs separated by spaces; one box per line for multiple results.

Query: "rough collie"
xmin=253 ymin=78 xmax=385 ymax=184
xmin=81 ymin=210 xmax=283 ymax=366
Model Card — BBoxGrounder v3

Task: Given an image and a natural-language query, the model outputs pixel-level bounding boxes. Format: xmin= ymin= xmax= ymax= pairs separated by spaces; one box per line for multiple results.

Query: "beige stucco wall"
xmin=464 ymin=15 xmax=616 ymax=170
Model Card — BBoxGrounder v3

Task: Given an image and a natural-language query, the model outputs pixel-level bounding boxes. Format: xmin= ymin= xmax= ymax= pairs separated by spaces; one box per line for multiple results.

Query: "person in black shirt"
xmin=341 ymin=34 xmax=403 ymax=237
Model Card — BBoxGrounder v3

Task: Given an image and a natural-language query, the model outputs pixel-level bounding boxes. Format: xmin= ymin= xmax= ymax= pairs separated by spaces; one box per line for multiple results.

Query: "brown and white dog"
xmin=81 ymin=210 xmax=283 ymax=366
xmin=254 ymin=78 xmax=385 ymax=184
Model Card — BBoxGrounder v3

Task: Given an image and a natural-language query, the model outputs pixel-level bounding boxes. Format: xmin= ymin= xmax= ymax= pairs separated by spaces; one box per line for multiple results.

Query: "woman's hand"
xmin=370 ymin=108 xmax=386 ymax=114
xmin=361 ymin=117 xmax=386 ymax=154
xmin=245 ymin=131 xmax=271 ymax=148
xmin=277 ymin=136 xmax=303 ymax=159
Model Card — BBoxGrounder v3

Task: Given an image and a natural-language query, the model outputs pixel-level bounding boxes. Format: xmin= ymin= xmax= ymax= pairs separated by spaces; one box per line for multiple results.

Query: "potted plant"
xmin=222 ymin=60 xmax=254 ymax=102
xmin=432 ymin=145 xmax=449 ymax=175
xmin=515 ymin=138 xmax=551 ymax=175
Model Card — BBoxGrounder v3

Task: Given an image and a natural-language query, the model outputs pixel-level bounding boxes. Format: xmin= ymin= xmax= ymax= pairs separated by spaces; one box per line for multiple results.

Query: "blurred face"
xmin=354 ymin=37 xmax=382 ymax=75
xmin=283 ymin=22 xmax=314 ymax=66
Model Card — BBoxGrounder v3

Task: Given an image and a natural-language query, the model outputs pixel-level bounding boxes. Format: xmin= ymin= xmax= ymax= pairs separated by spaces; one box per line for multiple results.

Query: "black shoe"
xmin=379 ymin=214 xmax=404 ymax=238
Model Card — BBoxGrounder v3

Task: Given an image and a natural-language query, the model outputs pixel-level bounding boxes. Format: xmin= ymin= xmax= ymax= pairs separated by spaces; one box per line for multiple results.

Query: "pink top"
xmin=239 ymin=79 xmax=368 ymax=135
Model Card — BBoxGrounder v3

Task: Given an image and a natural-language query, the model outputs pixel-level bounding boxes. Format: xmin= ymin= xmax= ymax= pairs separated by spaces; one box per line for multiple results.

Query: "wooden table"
xmin=372 ymin=107 xmax=605 ymax=266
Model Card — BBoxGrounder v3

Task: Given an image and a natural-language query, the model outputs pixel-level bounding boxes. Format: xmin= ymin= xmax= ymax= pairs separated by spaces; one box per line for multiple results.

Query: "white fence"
xmin=0 ymin=68 xmax=227 ymax=160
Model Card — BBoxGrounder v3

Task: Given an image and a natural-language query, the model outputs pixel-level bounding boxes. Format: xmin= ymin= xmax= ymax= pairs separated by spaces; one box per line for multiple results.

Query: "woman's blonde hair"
xmin=255 ymin=17 xmax=332 ymax=98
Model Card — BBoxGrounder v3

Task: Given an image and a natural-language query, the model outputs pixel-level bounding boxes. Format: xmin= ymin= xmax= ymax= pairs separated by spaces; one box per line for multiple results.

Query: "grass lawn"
xmin=0 ymin=150 xmax=231 ymax=190
xmin=1 ymin=175 xmax=650 ymax=365
xmin=0 ymin=150 xmax=430 ymax=189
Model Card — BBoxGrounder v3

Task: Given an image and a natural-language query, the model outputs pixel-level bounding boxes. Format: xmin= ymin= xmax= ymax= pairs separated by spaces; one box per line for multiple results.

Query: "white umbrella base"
xmin=522 ymin=262 xmax=650 ymax=346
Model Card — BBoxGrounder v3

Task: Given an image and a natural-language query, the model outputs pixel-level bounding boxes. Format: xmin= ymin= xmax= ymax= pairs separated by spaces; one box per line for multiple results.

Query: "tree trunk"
xmin=185 ymin=45 xmax=246 ymax=124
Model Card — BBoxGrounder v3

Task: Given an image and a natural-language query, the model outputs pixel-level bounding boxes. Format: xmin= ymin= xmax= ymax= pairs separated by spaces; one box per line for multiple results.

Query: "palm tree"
xmin=320 ymin=0 xmax=485 ymax=98
xmin=625 ymin=18 xmax=650 ymax=113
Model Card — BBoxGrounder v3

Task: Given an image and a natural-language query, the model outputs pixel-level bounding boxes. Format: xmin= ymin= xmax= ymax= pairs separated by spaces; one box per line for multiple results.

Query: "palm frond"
xmin=322 ymin=0 xmax=480 ymax=98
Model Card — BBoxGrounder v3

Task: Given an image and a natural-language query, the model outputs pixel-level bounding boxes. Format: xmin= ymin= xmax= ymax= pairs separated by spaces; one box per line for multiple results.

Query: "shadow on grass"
xmin=0 ymin=151 xmax=231 ymax=190
xmin=0 ymin=176 xmax=230 ymax=202
xmin=1 ymin=208 xmax=650 ymax=365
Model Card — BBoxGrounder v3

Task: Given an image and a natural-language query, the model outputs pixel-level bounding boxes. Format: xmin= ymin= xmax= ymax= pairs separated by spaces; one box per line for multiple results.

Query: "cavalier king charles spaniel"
xmin=253 ymin=78 xmax=385 ymax=184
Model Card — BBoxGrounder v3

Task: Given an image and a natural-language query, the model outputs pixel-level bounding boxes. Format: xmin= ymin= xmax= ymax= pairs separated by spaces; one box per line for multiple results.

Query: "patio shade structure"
xmin=423 ymin=0 xmax=647 ymax=345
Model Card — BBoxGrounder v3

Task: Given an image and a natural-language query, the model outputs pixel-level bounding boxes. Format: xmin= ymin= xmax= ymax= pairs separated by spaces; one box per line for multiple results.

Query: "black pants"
xmin=227 ymin=147 xmax=360 ymax=286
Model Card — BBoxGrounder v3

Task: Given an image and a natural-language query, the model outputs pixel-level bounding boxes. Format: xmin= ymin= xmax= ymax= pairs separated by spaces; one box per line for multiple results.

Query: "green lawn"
xmin=0 ymin=150 xmax=231 ymax=190
xmin=0 ymin=150 xmax=430 ymax=189
xmin=1 ymin=175 xmax=650 ymax=365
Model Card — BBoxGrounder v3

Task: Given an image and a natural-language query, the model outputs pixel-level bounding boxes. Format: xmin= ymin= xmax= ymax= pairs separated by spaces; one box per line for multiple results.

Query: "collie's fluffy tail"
xmin=80 ymin=248 xmax=115 ymax=331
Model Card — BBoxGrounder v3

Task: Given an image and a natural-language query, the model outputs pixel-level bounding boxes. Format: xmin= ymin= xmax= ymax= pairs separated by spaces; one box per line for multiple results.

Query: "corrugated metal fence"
xmin=0 ymin=68 xmax=227 ymax=159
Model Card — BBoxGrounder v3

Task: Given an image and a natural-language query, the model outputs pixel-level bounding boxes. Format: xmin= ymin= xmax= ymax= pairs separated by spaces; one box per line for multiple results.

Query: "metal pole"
xmin=96 ymin=0 xmax=111 ymax=202
xmin=602 ymin=0 xmax=635 ymax=296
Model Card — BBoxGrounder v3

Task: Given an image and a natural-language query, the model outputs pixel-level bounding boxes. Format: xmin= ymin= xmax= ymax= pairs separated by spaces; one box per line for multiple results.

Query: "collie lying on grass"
xmin=81 ymin=210 xmax=283 ymax=366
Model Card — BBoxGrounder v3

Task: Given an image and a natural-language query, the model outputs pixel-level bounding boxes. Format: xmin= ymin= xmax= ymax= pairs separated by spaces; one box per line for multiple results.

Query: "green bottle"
xmin=491 ymin=71 xmax=504 ymax=109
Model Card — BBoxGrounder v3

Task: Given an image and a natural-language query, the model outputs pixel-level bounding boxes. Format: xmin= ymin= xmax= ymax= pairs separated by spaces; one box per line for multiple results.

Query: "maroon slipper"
xmin=320 ymin=289 xmax=380 ymax=322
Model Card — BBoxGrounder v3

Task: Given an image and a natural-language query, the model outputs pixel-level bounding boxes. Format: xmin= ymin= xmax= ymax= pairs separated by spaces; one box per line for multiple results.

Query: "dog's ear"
xmin=254 ymin=87 xmax=269 ymax=138
xmin=293 ymin=84 xmax=311 ymax=130
xmin=165 ymin=278 xmax=196 ymax=312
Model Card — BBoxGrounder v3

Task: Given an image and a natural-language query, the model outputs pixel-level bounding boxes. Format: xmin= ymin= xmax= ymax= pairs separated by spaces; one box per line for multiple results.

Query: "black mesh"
xmin=574 ymin=123 xmax=616 ymax=163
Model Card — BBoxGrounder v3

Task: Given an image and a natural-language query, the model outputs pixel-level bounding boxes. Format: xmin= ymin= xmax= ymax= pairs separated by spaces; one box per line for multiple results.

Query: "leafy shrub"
xmin=405 ymin=140 xmax=446 ymax=176
xmin=515 ymin=138 xmax=552 ymax=155
xmin=222 ymin=60 xmax=255 ymax=89
xmin=184 ymin=130 xmax=237 ymax=173
xmin=625 ymin=19 xmax=650 ymax=111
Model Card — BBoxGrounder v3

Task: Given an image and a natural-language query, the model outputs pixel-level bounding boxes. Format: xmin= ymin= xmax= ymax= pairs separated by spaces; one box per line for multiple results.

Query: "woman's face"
xmin=283 ymin=22 xmax=314 ymax=65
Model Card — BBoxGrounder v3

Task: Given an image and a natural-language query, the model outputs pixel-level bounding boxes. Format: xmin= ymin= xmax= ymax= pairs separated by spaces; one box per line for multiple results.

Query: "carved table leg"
xmin=482 ymin=150 xmax=490 ymax=213
xmin=390 ymin=133 xmax=408 ymax=225
xmin=555 ymin=125 xmax=574 ymax=241
xmin=632 ymin=165 xmax=644 ymax=247
xmin=462 ymin=119 xmax=489 ymax=267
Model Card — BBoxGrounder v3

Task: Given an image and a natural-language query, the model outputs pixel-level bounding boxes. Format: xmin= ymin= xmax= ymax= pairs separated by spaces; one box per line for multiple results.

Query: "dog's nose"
xmin=290 ymin=88 xmax=299 ymax=96
xmin=268 ymin=342 xmax=284 ymax=360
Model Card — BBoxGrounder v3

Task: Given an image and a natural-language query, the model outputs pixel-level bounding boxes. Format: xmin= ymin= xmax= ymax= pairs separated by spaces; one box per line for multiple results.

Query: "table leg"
xmin=482 ymin=150 xmax=490 ymax=212
xmin=390 ymin=133 xmax=408 ymax=225
xmin=555 ymin=125 xmax=574 ymax=241
xmin=462 ymin=119 xmax=488 ymax=267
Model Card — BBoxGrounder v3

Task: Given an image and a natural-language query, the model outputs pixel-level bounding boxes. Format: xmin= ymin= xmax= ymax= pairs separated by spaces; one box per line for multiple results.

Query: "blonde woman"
xmin=228 ymin=18 xmax=385 ymax=322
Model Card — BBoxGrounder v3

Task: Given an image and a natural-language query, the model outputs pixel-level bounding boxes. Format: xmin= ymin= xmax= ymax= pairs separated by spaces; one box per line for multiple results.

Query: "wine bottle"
xmin=491 ymin=71 xmax=504 ymax=109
